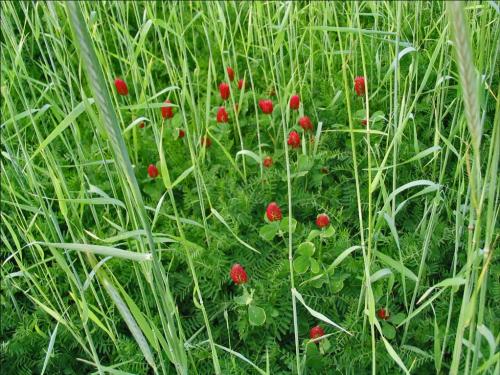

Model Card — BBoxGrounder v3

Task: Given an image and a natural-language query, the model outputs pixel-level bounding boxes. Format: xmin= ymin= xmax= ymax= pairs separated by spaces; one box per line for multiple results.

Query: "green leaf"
xmin=193 ymin=285 xmax=202 ymax=309
xmin=382 ymin=212 xmax=400 ymax=250
xmin=310 ymin=258 xmax=320 ymax=274
xmin=373 ymin=319 xmax=410 ymax=374
xmin=369 ymin=146 xmax=442 ymax=172
xmin=370 ymin=268 xmax=393 ymax=283
xmin=248 ymin=305 xmax=266 ymax=326
xmin=290 ymin=171 xmax=309 ymax=179
xmin=319 ymin=225 xmax=335 ymax=238
xmin=234 ymin=288 xmax=253 ymax=306
xmin=101 ymin=280 xmax=156 ymax=369
xmin=382 ymin=323 xmax=396 ymax=340
xmin=120 ymin=101 xmax=178 ymax=110
xmin=417 ymin=276 xmax=466 ymax=304
xmin=40 ymin=322 xmax=59 ymax=375
xmin=124 ymin=116 xmax=149 ymax=133
xmin=59 ymin=197 xmax=126 ymax=208
xmin=170 ymin=166 xmax=195 ymax=189
xmin=36 ymin=242 xmax=152 ymax=262
xmin=319 ymin=338 xmax=331 ymax=354
xmin=212 ymin=344 xmax=267 ymax=375
xmin=233 ymin=295 xmax=248 ymax=306
xmin=293 ymin=256 xmax=310 ymax=274
xmin=292 ymin=288 xmax=351 ymax=335
xmin=370 ymin=111 xmax=386 ymax=123
xmin=1 ymin=103 xmax=51 ymax=128
xmin=381 ymin=335 xmax=409 ymax=374
xmin=297 ymin=154 xmax=314 ymax=172
xmin=434 ymin=315 xmax=442 ymax=372
xmin=30 ymin=99 xmax=95 ymax=161
xmin=307 ymin=229 xmax=321 ymax=241
xmin=329 ymin=246 xmax=362 ymax=270
xmin=236 ymin=150 xmax=262 ymax=164
xmin=305 ymin=342 xmax=323 ymax=369
xmin=390 ymin=313 xmax=406 ymax=325
xmin=375 ymin=251 xmax=417 ymax=282
xmin=143 ymin=182 xmax=163 ymax=201
xmin=115 ymin=284 xmax=161 ymax=353
xmin=211 ymin=208 xmax=260 ymax=253
xmin=312 ymin=277 xmax=326 ymax=289
xmin=298 ymin=242 xmax=315 ymax=257
xmin=259 ymin=223 xmax=279 ymax=241
xmin=331 ymin=279 xmax=344 ymax=293
xmin=299 ymin=274 xmax=324 ymax=287
xmin=384 ymin=179 xmax=440 ymax=204
xmin=279 ymin=216 xmax=297 ymax=233
xmin=477 ymin=324 xmax=496 ymax=359
xmin=309 ymin=25 xmax=397 ymax=36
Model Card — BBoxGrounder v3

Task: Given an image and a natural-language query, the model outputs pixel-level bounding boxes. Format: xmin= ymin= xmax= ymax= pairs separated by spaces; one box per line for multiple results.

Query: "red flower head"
xmin=310 ymin=325 xmax=325 ymax=340
xmin=290 ymin=94 xmax=300 ymax=110
xmin=227 ymin=66 xmax=235 ymax=82
xmin=230 ymin=263 xmax=248 ymax=284
xmin=287 ymin=130 xmax=301 ymax=148
xmin=266 ymin=202 xmax=282 ymax=222
xmin=263 ymin=156 xmax=273 ymax=168
xmin=148 ymin=164 xmax=159 ymax=178
xmin=178 ymin=129 xmax=185 ymax=139
xmin=377 ymin=308 xmax=389 ymax=320
xmin=217 ymin=107 xmax=229 ymax=123
xmin=219 ymin=82 xmax=230 ymax=100
xmin=139 ymin=122 xmax=145 ymax=129
xmin=354 ymin=76 xmax=366 ymax=97
xmin=316 ymin=213 xmax=330 ymax=229
xmin=361 ymin=119 xmax=368 ymax=126
xmin=201 ymin=136 xmax=212 ymax=148
xmin=298 ymin=116 xmax=313 ymax=131
xmin=162 ymin=99 xmax=174 ymax=119
xmin=238 ymin=79 xmax=245 ymax=90
xmin=114 ymin=78 xmax=128 ymax=96
xmin=258 ymin=99 xmax=273 ymax=114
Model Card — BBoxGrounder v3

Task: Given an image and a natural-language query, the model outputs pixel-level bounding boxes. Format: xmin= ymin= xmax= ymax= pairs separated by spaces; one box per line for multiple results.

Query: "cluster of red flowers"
xmin=148 ymin=164 xmax=158 ymax=178
xmin=310 ymin=325 xmax=325 ymax=341
xmin=116 ymin=72 xmax=367 ymax=179
xmin=118 ymin=78 xmax=176 ymax=121
xmin=354 ymin=76 xmax=366 ymax=97
xmin=212 ymin=66 xmax=250 ymax=147
xmin=114 ymin=78 xmax=128 ymax=96
xmin=230 ymin=263 xmax=248 ymax=284
xmin=118 ymin=72 xmax=375 ymax=338
xmin=230 ymin=201 xmax=332 ymax=336
xmin=114 ymin=76 xmax=185 ymax=180
xmin=354 ymin=76 xmax=368 ymax=126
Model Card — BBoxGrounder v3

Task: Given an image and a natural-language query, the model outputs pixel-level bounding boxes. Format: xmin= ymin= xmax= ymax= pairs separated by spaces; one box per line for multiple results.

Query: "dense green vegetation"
xmin=1 ymin=2 xmax=498 ymax=374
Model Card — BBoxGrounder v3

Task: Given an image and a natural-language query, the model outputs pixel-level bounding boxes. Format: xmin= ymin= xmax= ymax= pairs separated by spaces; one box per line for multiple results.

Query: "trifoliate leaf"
xmin=293 ymin=255 xmax=310 ymax=274
xmin=298 ymin=242 xmax=315 ymax=257
xmin=280 ymin=216 xmax=297 ymax=233
xmin=248 ymin=305 xmax=266 ymax=326
xmin=382 ymin=322 xmax=396 ymax=340
xmin=320 ymin=225 xmax=335 ymax=238
xmin=310 ymin=258 xmax=320 ymax=274
xmin=259 ymin=223 xmax=279 ymax=241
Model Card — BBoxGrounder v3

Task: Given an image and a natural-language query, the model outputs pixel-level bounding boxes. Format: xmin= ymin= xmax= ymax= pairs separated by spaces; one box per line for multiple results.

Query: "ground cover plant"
xmin=1 ymin=1 xmax=499 ymax=374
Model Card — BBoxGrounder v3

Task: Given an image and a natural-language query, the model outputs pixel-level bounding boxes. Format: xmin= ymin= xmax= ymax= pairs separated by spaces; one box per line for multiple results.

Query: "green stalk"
xmin=332 ymin=3 xmax=375 ymax=372
xmin=66 ymin=3 xmax=187 ymax=372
